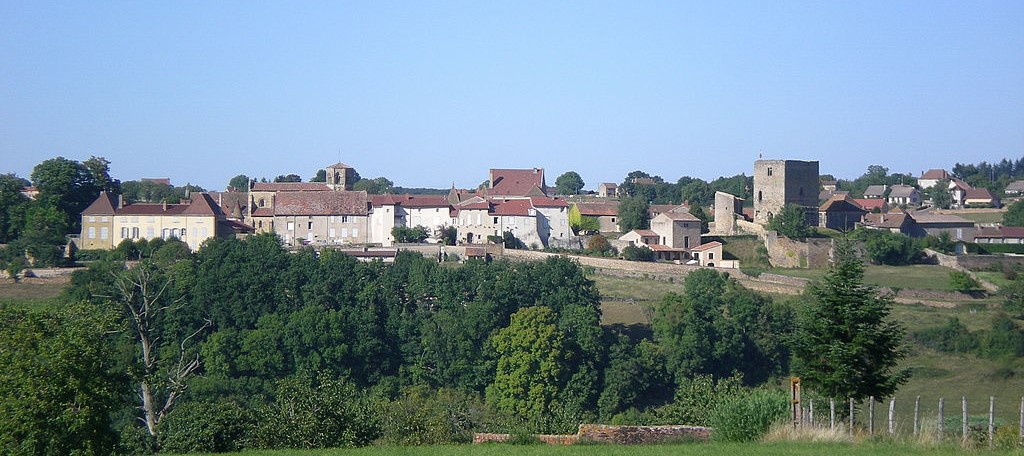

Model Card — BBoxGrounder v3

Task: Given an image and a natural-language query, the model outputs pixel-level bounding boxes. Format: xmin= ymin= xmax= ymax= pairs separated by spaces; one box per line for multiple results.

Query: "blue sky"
xmin=3 ymin=1 xmax=1022 ymax=191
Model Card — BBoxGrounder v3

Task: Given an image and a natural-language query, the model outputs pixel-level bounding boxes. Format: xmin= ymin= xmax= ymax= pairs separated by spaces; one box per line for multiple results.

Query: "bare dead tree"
xmin=111 ymin=261 xmax=211 ymax=437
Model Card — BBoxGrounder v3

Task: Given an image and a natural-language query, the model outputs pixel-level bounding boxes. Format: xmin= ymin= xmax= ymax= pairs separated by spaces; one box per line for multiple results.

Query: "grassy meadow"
xmin=183 ymin=441 xmax=1018 ymax=456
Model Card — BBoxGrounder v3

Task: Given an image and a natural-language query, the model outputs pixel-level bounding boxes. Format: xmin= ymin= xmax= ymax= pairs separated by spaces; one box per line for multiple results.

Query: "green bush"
xmin=949 ymin=271 xmax=981 ymax=292
xmin=709 ymin=388 xmax=789 ymax=442
xmin=621 ymin=245 xmax=654 ymax=262
xmin=157 ymin=400 xmax=254 ymax=453
xmin=379 ymin=387 xmax=481 ymax=445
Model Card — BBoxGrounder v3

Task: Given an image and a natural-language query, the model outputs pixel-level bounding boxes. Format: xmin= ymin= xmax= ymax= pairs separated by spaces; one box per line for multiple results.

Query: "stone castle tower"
xmin=753 ymin=159 xmax=819 ymax=226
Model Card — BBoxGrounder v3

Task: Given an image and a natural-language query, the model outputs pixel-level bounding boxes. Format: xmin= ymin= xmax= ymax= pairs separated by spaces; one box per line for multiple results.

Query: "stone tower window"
xmin=758 ymin=190 xmax=763 ymax=202
xmin=767 ymin=167 xmax=773 ymax=176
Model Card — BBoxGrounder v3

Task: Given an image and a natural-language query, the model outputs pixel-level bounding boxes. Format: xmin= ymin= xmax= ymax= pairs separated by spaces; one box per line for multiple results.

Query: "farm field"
xmin=181 ymin=441 xmax=1011 ymax=456
xmin=951 ymin=211 xmax=1006 ymax=224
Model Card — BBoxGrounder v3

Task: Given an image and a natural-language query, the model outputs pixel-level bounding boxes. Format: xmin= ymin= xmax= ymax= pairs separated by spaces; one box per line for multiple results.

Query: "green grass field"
xmin=766 ymin=265 xmax=960 ymax=291
xmin=183 ymin=441 xmax=1014 ymax=456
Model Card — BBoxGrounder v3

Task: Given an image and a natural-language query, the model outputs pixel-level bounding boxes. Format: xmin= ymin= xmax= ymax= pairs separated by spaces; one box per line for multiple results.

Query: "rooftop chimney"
xmin=117 ymin=194 xmax=124 ymax=208
xmin=162 ymin=201 xmax=167 ymax=211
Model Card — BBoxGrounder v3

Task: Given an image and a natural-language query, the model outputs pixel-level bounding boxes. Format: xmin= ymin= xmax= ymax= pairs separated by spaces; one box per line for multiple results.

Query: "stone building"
xmin=753 ymin=159 xmax=819 ymax=226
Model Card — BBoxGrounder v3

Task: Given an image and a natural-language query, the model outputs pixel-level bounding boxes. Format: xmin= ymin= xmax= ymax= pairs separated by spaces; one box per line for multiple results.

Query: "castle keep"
xmin=753 ymin=159 xmax=819 ymax=226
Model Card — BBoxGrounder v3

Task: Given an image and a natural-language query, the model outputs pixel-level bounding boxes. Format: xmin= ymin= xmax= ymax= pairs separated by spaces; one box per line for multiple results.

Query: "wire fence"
xmin=793 ymin=396 xmax=1024 ymax=448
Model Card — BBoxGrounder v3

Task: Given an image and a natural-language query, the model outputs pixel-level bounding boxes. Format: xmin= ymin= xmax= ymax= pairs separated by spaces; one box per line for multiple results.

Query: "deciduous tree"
xmin=555 ymin=171 xmax=585 ymax=195
xmin=617 ymin=196 xmax=649 ymax=232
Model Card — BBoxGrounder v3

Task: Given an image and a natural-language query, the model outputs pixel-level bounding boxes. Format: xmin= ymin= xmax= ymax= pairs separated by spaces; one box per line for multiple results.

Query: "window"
xmin=684 ymin=236 xmax=689 ymax=249
xmin=180 ymin=228 xmax=186 ymax=238
xmin=147 ymin=227 xmax=154 ymax=238
xmin=88 ymin=216 xmax=96 ymax=222
xmin=329 ymin=228 xmax=336 ymax=237
xmin=611 ymin=217 xmax=616 ymax=223
xmin=694 ymin=252 xmax=700 ymax=260
xmin=131 ymin=216 xmax=139 ymax=223
xmin=259 ymin=198 xmax=265 ymax=207
xmin=101 ymin=217 xmax=109 ymax=222
xmin=767 ymin=167 xmax=773 ymax=176
xmin=100 ymin=227 xmax=109 ymax=240
xmin=121 ymin=227 xmax=129 ymax=238
xmin=352 ymin=228 xmax=358 ymax=238
xmin=493 ymin=217 xmax=499 ymax=224
xmin=758 ymin=191 xmax=763 ymax=202
xmin=709 ymin=252 xmax=714 ymax=260
xmin=258 ymin=221 xmax=263 ymax=228
xmin=341 ymin=228 xmax=348 ymax=238
xmin=287 ymin=221 xmax=295 ymax=231
xmin=171 ymin=228 xmax=179 ymax=238
xmin=307 ymin=222 xmax=313 ymax=230
xmin=88 ymin=227 xmax=96 ymax=239
xmin=132 ymin=227 xmax=139 ymax=239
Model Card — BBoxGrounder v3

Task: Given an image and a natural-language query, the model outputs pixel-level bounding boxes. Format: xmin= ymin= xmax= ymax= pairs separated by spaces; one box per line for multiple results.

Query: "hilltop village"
xmin=69 ymin=158 xmax=1019 ymax=270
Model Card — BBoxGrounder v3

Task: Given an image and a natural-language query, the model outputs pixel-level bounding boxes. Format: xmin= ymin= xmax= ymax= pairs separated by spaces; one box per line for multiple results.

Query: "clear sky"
xmin=3 ymin=1 xmax=1022 ymax=191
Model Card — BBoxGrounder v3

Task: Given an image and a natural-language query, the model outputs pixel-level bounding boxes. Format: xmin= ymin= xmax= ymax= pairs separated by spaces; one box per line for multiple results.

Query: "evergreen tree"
xmin=791 ymin=239 xmax=909 ymax=400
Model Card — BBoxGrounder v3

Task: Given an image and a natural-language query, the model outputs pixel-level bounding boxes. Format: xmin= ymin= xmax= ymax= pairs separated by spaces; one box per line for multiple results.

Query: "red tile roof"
xmin=491 ymin=199 xmax=534 ymax=216
xmin=251 ymin=182 xmax=331 ymax=192
xmin=852 ymin=199 xmax=886 ymax=211
xmin=272 ymin=191 xmax=369 ymax=216
xmin=488 ymin=168 xmax=546 ymax=196
xmin=819 ymin=195 xmax=866 ymax=213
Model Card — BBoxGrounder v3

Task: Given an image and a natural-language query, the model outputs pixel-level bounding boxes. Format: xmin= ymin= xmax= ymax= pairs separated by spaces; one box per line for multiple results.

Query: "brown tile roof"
xmin=575 ymin=202 xmax=618 ymax=217
xmin=633 ymin=229 xmax=659 ymax=237
xmin=975 ymin=227 xmax=1024 ymax=239
xmin=488 ymin=168 xmax=546 ymax=196
xmin=116 ymin=203 xmax=189 ymax=216
xmin=657 ymin=211 xmax=700 ymax=222
xmin=272 ymin=191 xmax=369 ymax=216
xmin=965 ymin=188 xmax=996 ymax=200
xmin=325 ymin=162 xmax=352 ymax=169
xmin=251 ymin=182 xmax=331 ymax=192
xmin=921 ymin=169 xmax=949 ymax=180
xmin=819 ymin=195 xmax=866 ymax=213
xmin=908 ymin=211 xmax=974 ymax=225
xmin=950 ymin=179 xmax=972 ymax=191
xmin=863 ymin=185 xmax=887 ymax=197
xmin=862 ymin=212 xmax=908 ymax=229
xmin=182 ymin=193 xmax=227 ymax=216
xmin=251 ymin=208 xmax=274 ymax=217
xmin=530 ymin=196 xmax=569 ymax=208
xmin=82 ymin=192 xmax=118 ymax=215
xmin=371 ymin=194 xmax=450 ymax=208
xmin=1006 ymin=180 xmax=1024 ymax=193
xmin=219 ymin=219 xmax=255 ymax=234
xmin=691 ymin=241 xmax=723 ymax=252
xmin=888 ymin=185 xmax=918 ymax=198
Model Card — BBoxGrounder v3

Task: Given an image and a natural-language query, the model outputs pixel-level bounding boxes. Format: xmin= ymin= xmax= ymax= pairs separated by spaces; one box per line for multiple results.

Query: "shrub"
xmin=157 ymin=400 xmax=254 ymax=453
xmin=621 ymin=245 xmax=654 ymax=262
xmin=379 ymin=387 xmax=481 ymax=445
xmin=709 ymin=388 xmax=789 ymax=442
xmin=949 ymin=271 xmax=981 ymax=293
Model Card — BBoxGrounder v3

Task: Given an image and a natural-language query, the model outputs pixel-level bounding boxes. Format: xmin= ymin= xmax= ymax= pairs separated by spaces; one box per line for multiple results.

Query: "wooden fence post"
xmin=830 ymin=398 xmax=836 ymax=430
xmin=914 ymin=396 xmax=920 ymax=437
xmin=809 ymin=399 xmax=815 ymax=427
xmin=938 ymin=397 xmax=945 ymax=440
xmin=962 ymin=396 xmax=968 ymax=444
xmin=1019 ymin=397 xmax=1023 ymax=444
xmin=989 ymin=396 xmax=995 ymax=449
xmin=869 ymin=396 xmax=875 ymax=437
xmin=888 ymin=398 xmax=895 ymax=435
xmin=850 ymin=398 xmax=855 ymax=436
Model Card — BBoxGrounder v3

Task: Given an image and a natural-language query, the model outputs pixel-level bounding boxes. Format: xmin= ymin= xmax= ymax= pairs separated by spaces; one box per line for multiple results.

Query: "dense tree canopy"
xmin=617 ymin=196 xmax=650 ymax=232
xmin=554 ymin=171 xmax=585 ymax=195
xmin=227 ymin=174 xmax=250 ymax=192
xmin=31 ymin=156 xmax=103 ymax=231
xmin=766 ymin=204 xmax=810 ymax=239
xmin=1005 ymin=200 xmax=1024 ymax=227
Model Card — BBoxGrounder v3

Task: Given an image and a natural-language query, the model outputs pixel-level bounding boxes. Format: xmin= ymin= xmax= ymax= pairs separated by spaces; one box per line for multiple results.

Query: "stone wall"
xmin=473 ymin=424 xmax=712 ymax=445
xmin=764 ymin=232 xmax=831 ymax=268
xmin=502 ymin=249 xmax=705 ymax=281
